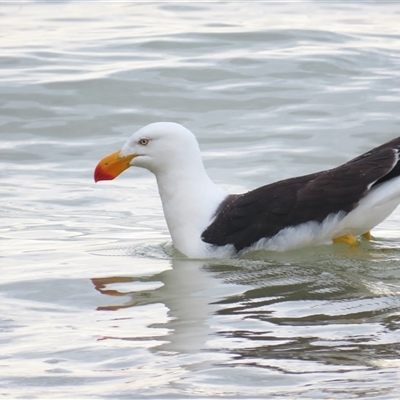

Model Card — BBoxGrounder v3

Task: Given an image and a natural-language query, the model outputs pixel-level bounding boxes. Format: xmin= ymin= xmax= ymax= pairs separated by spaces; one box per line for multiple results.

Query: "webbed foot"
xmin=362 ymin=231 xmax=373 ymax=240
xmin=333 ymin=234 xmax=358 ymax=246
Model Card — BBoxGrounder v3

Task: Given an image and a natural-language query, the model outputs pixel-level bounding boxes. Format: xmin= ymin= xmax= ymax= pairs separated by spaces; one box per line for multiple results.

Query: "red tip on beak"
xmin=94 ymin=163 xmax=115 ymax=182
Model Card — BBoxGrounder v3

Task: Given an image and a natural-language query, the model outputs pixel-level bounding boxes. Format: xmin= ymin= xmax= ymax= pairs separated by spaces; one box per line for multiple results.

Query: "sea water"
xmin=2 ymin=2 xmax=400 ymax=398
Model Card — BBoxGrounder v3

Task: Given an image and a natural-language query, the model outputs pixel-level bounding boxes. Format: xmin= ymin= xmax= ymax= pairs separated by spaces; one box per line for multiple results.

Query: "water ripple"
xmin=2 ymin=1 xmax=400 ymax=398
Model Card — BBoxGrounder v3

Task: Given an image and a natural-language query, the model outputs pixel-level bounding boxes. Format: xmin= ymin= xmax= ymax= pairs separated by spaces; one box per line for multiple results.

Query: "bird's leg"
xmin=333 ymin=234 xmax=358 ymax=246
xmin=362 ymin=231 xmax=373 ymax=240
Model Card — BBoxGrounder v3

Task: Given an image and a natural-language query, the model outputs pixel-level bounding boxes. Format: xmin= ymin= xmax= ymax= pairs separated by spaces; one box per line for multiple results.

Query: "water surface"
xmin=2 ymin=2 xmax=400 ymax=398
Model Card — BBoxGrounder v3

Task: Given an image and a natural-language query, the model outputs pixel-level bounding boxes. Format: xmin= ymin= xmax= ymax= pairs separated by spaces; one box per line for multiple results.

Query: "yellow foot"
xmin=333 ymin=234 xmax=358 ymax=246
xmin=362 ymin=231 xmax=373 ymax=240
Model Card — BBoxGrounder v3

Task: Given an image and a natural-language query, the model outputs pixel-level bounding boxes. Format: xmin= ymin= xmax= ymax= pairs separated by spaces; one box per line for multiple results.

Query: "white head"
xmin=94 ymin=122 xmax=203 ymax=181
xmin=121 ymin=122 xmax=202 ymax=174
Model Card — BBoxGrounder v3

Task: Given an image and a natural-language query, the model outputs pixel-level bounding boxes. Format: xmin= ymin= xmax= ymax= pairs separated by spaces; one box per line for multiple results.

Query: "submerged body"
xmin=95 ymin=122 xmax=400 ymax=258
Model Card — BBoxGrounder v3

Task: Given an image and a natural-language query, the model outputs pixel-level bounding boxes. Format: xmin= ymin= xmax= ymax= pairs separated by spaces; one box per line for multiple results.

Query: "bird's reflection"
xmin=92 ymin=276 xmax=139 ymax=310
xmin=91 ymin=259 xmax=228 ymax=353
xmin=90 ymin=249 xmax=400 ymax=367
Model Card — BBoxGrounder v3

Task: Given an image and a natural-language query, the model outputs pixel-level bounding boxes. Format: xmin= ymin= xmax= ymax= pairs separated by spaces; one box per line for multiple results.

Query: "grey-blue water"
xmin=2 ymin=2 xmax=400 ymax=398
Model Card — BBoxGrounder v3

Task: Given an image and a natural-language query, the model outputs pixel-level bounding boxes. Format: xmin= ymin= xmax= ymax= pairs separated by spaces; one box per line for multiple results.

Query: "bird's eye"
xmin=139 ymin=138 xmax=150 ymax=146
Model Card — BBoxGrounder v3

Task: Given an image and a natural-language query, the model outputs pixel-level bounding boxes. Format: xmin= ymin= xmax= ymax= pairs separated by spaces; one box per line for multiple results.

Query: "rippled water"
xmin=2 ymin=2 xmax=400 ymax=398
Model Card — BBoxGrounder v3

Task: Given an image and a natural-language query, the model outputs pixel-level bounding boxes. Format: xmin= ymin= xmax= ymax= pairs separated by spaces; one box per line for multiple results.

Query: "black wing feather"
xmin=202 ymin=137 xmax=400 ymax=252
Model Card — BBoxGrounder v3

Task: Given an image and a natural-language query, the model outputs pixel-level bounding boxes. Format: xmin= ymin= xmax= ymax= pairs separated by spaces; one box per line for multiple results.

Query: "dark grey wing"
xmin=202 ymin=139 xmax=400 ymax=252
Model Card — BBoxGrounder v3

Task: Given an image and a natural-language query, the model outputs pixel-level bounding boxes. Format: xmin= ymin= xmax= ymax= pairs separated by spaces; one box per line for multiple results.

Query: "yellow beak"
xmin=94 ymin=150 xmax=136 ymax=182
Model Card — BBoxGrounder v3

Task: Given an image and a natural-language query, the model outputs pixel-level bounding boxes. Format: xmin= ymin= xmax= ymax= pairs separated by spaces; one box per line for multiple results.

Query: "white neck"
xmin=155 ymin=160 xmax=227 ymax=258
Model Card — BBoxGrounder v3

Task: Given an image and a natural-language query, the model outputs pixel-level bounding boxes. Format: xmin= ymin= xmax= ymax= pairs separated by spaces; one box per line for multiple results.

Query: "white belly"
xmin=334 ymin=176 xmax=400 ymax=237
